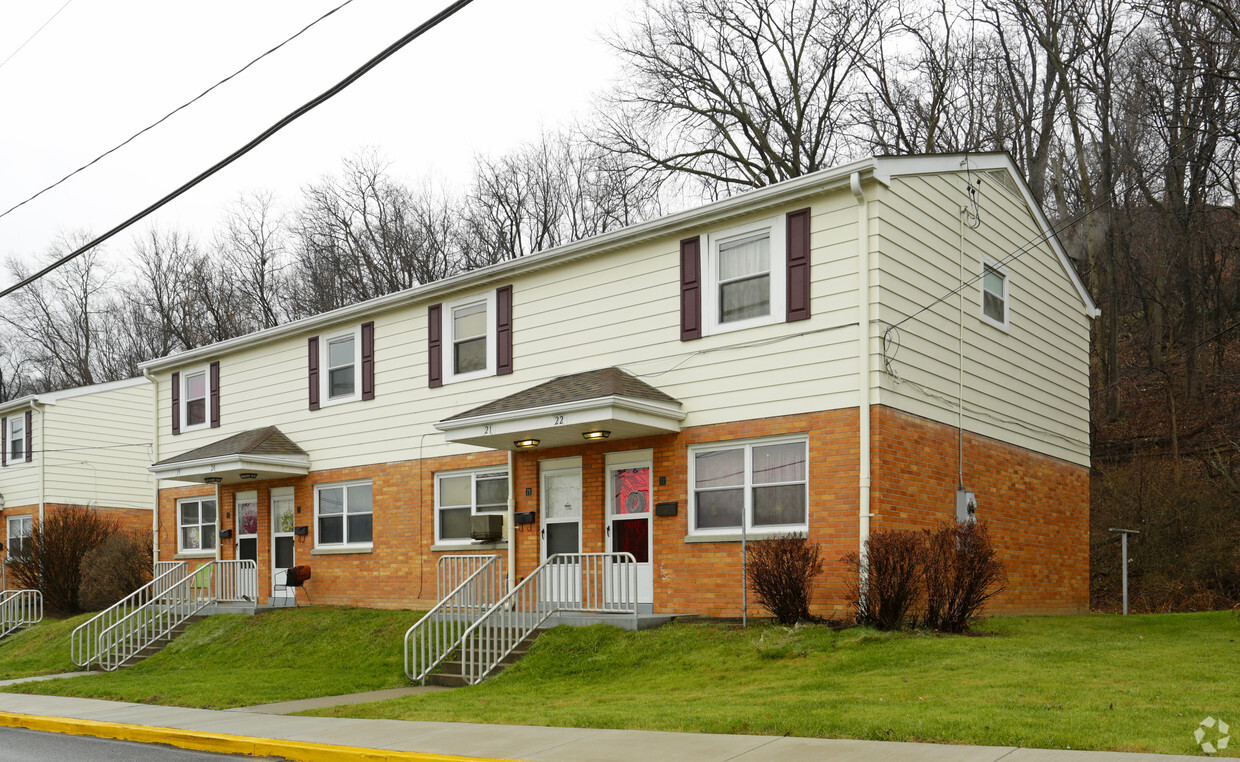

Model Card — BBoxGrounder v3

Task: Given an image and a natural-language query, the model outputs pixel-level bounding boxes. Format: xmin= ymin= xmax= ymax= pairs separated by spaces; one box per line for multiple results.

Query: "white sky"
xmin=0 ymin=0 xmax=642 ymax=284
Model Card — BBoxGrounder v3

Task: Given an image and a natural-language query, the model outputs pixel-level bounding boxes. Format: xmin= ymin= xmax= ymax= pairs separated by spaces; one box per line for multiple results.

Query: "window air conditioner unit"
xmin=470 ymin=514 xmax=503 ymax=542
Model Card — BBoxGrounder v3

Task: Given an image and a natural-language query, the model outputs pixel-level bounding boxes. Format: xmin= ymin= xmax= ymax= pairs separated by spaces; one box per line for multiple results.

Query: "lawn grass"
xmin=300 ymin=611 xmax=1240 ymax=756
xmin=0 ymin=613 xmax=93 ymax=680
xmin=0 ymin=606 xmax=416 ymax=709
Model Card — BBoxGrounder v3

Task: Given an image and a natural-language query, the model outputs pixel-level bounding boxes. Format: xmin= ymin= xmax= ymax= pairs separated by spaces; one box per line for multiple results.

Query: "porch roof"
xmin=436 ymin=367 xmax=686 ymax=451
xmin=148 ymin=425 xmax=310 ymax=484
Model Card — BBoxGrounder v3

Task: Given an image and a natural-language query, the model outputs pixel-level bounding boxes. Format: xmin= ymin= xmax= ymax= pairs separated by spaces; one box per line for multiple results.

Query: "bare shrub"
xmin=78 ymin=530 xmax=153 ymax=612
xmin=922 ymin=521 xmax=1006 ymax=633
xmin=843 ymin=529 xmax=923 ymax=630
xmin=5 ymin=506 xmax=117 ymax=614
xmin=745 ymin=535 xmax=824 ymax=624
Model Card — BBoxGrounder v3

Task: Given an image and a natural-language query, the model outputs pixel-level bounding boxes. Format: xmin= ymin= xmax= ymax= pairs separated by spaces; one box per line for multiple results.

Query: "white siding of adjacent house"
xmin=153 ymin=191 xmax=866 ymax=472
xmin=0 ymin=407 xmax=41 ymax=508
xmin=870 ymin=170 xmax=1091 ymax=466
xmin=43 ymin=382 xmax=155 ymax=510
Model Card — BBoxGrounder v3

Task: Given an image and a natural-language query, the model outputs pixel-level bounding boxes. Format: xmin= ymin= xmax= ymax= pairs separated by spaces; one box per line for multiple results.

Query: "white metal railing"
xmin=405 ymin=555 xmax=505 ymax=683
xmin=212 ymin=560 xmax=258 ymax=602
xmin=457 ymin=552 xmax=638 ymax=685
xmin=0 ymin=590 xmax=43 ymax=639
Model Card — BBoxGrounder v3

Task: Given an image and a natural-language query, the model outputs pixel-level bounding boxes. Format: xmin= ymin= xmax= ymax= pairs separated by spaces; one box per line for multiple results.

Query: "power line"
xmin=0 ymin=0 xmax=74 ymax=75
xmin=0 ymin=0 xmax=358 ymax=223
xmin=0 ymin=0 xmax=478 ymax=303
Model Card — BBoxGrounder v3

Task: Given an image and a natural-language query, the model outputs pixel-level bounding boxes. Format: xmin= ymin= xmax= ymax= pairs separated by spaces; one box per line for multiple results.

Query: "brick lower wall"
xmin=2 ymin=502 xmax=154 ymax=591
xmin=150 ymin=406 xmax=1088 ymax=617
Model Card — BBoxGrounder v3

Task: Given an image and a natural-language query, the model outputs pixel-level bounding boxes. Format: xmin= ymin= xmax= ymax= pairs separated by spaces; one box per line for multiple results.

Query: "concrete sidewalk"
xmin=0 ymin=693 xmax=1204 ymax=761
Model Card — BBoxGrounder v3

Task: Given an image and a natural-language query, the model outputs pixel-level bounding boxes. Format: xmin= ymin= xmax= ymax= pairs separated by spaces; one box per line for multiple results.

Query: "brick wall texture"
xmin=151 ymin=405 xmax=1088 ymax=617
xmin=1 ymin=503 xmax=153 ymax=591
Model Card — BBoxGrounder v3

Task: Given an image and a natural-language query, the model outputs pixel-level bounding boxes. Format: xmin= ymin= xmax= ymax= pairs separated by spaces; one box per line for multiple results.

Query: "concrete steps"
xmin=92 ymin=615 xmax=206 ymax=671
xmin=425 ymin=630 xmax=544 ymax=688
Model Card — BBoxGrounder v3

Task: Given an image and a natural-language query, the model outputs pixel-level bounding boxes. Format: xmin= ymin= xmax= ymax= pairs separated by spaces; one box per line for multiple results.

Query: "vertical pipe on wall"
xmin=507 ymin=450 xmax=515 ymax=594
xmin=35 ymin=400 xmax=44 ymax=532
xmin=850 ymin=172 xmax=872 ymax=567
xmin=144 ymin=370 xmax=160 ymax=563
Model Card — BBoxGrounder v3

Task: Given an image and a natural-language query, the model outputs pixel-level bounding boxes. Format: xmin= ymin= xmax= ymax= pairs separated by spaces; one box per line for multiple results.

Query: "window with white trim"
xmin=7 ymin=415 xmax=25 ymax=461
xmin=320 ymin=327 xmax=362 ymax=405
xmin=436 ymin=468 xmax=508 ymax=543
xmin=704 ymin=216 xmax=786 ymax=335
xmin=690 ymin=437 xmax=808 ymax=535
xmin=182 ymin=369 xmax=209 ymax=430
xmin=6 ymin=515 xmax=32 ymax=559
xmin=178 ymin=497 xmax=217 ymax=553
xmin=441 ymin=291 xmax=496 ymax=384
xmin=315 ymin=480 xmax=373 ymax=547
xmin=981 ymin=260 xmax=1009 ymax=328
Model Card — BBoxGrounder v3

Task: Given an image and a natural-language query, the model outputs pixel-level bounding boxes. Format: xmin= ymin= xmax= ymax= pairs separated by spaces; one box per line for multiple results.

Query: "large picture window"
xmin=703 ymin=216 xmax=786 ymax=335
xmin=690 ymin=437 xmax=808 ymax=535
xmin=6 ymin=515 xmax=32 ymax=559
xmin=316 ymin=480 xmax=373 ymax=547
xmin=436 ymin=468 xmax=508 ymax=543
xmin=178 ymin=497 xmax=217 ymax=553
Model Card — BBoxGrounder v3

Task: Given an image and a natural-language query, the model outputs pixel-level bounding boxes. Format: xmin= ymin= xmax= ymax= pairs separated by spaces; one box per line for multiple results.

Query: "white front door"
xmin=540 ymin=460 xmax=582 ymax=605
xmin=235 ymin=491 xmax=259 ymax=566
xmin=606 ymin=452 xmax=654 ymax=612
xmin=270 ymin=487 xmax=296 ymax=601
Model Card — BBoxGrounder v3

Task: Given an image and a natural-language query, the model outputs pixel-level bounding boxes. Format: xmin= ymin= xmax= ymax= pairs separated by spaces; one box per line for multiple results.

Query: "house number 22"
xmin=553 ymin=415 xmax=564 ymax=425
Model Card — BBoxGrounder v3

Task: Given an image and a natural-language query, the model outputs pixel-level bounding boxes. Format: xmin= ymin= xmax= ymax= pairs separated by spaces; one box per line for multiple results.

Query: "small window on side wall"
xmin=981 ymin=261 xmax=1009 ymax=329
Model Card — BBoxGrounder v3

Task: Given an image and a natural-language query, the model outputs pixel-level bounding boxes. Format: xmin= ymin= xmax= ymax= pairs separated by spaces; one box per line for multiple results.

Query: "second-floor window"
xmin=441 ymin=291 xmax=497 ymax=384
xmin=982 ymin=260 xmax=1009 ymax=329
xmin=8 ymin=415 xmax=25 ymax=461
xmin=184 ymin=371 xmax=207 ymax=428
xmin=319 ymin=327 xmax=362 ymax=405
xmin=704 ymin=216 xmax=787 ymax=335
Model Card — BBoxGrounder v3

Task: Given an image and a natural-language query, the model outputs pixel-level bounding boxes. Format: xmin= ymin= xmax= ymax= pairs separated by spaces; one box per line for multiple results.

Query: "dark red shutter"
xmin=496 ymin=286 xmax=513 ymax=376
xmin=24 ymin=410 xmax=32 ymax=462
xmin=361 ymin=321 xmax=375 ymax=401
xmin=1 ymin=417 xmax=7 ymax=467
xmin=171 ymin=372 xmax=181 ymax=435
xmin=680 ymin=236 xmax=702 ymax=341
xmin=786 ymin=208 xmax=812 ymax=322
xmin=308 ymin=337 xmax=320 ymax=411
xmin=209 ymin=361 xmax=221 ymax=428
xmin=428 ymin=304 xmax=443 ymax=388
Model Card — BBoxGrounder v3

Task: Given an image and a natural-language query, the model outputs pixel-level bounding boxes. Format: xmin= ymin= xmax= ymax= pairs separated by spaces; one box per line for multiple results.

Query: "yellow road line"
xmin=0 ymin=711 xmax=525 ymax=762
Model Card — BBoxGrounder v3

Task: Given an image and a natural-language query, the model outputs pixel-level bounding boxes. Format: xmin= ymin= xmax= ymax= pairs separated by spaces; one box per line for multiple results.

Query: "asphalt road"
xmin=0 ymin=727 xmax=287 ymax=761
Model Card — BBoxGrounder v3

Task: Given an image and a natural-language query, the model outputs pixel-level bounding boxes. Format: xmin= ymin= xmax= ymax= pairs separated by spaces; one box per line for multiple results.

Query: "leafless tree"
xmin=215 ymin=191 xmax=289 ymax=330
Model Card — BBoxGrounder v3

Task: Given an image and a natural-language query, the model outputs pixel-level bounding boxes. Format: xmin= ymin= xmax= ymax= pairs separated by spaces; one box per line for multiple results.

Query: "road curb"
xmin=0 ymin=711 xmax=521 ymax=762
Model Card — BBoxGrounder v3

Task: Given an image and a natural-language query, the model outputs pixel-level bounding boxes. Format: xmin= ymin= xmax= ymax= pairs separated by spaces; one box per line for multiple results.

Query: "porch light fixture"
xmin=514 ymin=438 xmax=540 ymax=449
xmin=204 ymin=476 xmax=223 ymax=484
xmin=582 ymin=430 xmax=611 ymax=441
xmin=240 ymin=472 xmax=258 ymax=480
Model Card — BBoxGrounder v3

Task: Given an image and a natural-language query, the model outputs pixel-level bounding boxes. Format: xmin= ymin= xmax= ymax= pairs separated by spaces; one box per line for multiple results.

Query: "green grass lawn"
xmin=0 ymin=606 xmax=416 ymax=708
xmin=299 ymin=611 xmax=1240 ymax=756
xmin=0 ymin=613 xmax=93 ymax=680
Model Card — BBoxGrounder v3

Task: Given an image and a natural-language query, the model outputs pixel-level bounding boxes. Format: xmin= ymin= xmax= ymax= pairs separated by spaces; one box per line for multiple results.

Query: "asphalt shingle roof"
xmin=152 ymin=426 xmax=307 ymax=467
xmin=442 ymin=367 xmax=678 ymax=422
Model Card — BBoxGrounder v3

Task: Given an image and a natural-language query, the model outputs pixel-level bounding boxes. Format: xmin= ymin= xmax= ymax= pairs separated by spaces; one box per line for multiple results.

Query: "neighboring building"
xmin=0 ymin=377 xmax=155 ymax=585
xmin=140 ymin=153 xmax=1096 ymax=617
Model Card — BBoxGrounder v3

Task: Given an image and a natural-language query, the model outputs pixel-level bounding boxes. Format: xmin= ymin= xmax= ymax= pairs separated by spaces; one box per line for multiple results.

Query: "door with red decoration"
xmin=605 ymin=451 xmax=653 ymax=611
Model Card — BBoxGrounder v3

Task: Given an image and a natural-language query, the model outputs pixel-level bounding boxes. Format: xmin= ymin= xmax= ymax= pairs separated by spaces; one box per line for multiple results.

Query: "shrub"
xmin=79 ymin=530 xmax=153 ymax=612
xmin=745 ymin=535 xmax=824 ymax=624
xmin=921 ymin=521 xmax=1006 ymax=633
xmin=843 ymin=529 xmax=923 ymax=630
xmin=5 ymin=505 xmax=118 ymax=614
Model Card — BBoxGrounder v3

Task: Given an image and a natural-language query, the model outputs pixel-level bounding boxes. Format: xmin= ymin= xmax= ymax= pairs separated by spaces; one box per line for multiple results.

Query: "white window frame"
xmin=434 ymin=466 xmax=510 ymax=545
xmin=314 ymin=479 xmax=374 ymax=550
xmin=6 ymin=515 xmax=32 ymax=558
xmin=319 ymin=326 xmax=363 ymax=407
xmin=702 ymin=215 xmax=787 ymax=336
xmin=980 ymin=258 xmax=1010 ymax=331
xmin=180 ymin=366 xmax=211 ymax=432
xmin=688 ymin=434 xmax=809 ymax=538
xmin=441 ymin=291 xmax=496 ymax=385
xmin=177 ymin=496 xmax=218 ymax=556
xmin=7 ymin=414 xmax=26 ymax=462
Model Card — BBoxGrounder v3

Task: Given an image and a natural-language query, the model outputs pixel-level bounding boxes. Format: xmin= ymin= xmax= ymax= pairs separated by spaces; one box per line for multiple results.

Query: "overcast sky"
xmin=0 ymin=0 xmax=641 ymax=285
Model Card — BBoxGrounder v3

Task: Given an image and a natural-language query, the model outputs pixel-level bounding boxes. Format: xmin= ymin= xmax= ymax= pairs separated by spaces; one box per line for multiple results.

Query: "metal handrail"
xmin=457 ymin=552 xmax=638 ymax=685
xmin=0 ymin=590 xmax=43 ymax=639
xmin=405 ymin=554 xmax=504 ymax=683
xmin=212 ymin=559 xmax=258 ymax=602
xmin=71 ymin=561 xmax=187 ymax=669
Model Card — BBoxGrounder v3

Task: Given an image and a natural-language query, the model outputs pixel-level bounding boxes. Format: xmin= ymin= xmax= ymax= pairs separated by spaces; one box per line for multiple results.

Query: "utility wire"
xmin=0 ymin=0 xmax=477 ymax=303
xmin=0 ymin=0 xmax=357 ymax=223
xmin=0 ymin=0 xmax=74 ymax=75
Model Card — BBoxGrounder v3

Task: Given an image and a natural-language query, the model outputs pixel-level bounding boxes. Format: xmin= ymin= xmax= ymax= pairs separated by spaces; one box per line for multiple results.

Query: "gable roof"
xmin=151 ymin=426 xmax=307 ymax=467
xmin=442 ymin=368 xmax=678 ymax=423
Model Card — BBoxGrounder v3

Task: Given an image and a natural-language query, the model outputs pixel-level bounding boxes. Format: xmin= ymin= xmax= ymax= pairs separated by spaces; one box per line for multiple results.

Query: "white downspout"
xmin=506 ymin=450 xmax=515 ymax=593
xmin=144 ymin=370 xmax=160 ymax=563
xmin=35 ymin=400 xmax=45 ymax=531
xmin=851 ymin=172 xmax=872 ymax=563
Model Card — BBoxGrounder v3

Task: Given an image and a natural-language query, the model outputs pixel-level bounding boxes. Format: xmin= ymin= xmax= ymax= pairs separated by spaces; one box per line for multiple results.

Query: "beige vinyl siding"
xmin=154 ymin=192 xmax=865 ymax=472
xmin=0 ymin=407 xmax=41 ymax=507
xmin=871 ymin=171 xmax=1091 ymax=466
xmin=42 ymin=383 xmax=155 ymax=510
